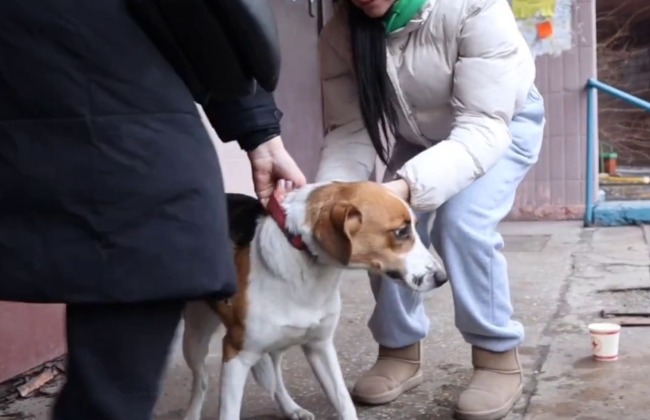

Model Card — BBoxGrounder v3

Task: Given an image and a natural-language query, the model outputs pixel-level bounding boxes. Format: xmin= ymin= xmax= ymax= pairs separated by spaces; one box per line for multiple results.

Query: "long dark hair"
xmin=346 ymin=1 xmax=399 ymax=167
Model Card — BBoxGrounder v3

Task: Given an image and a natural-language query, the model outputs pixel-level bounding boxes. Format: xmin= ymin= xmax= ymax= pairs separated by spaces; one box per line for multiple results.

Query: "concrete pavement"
xmin=2 ymin=221 xmax=650 ymax=419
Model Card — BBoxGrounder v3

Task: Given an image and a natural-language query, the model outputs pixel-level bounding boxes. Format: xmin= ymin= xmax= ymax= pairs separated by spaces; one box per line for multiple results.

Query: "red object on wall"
xmin=0 ymin=302 xmax=66 ymax=383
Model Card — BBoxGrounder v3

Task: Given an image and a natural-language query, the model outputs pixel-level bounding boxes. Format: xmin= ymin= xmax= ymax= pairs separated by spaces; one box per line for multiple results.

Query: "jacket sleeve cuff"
xmin=395 ymin=140 xmax=484 ymax=212
xmin=203 ymin=87 xmax=282 ymax=151
xmin=235 ymin=129 xmax=279 ymax=152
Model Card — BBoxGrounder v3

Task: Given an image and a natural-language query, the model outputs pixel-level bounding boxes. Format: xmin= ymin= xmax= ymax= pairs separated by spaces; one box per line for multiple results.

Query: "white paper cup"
xmin=588 ymin=322 xmax=621 ymax=361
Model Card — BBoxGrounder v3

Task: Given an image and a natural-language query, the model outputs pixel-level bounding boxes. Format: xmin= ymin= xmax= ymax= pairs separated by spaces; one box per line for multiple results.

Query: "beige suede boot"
xmin=454 ymin=347 xmax=524 ymax=420
xmin=351 ymin=341 xmax=423 ymax=405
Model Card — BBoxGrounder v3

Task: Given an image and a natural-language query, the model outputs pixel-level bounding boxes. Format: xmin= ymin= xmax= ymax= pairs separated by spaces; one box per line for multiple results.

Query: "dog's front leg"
xmin=268 ymin=351 xmax=315 ymax=420
xmin=302 ymin=338 xmax=358 ymax=420
xmin=219 ymin=350 xmax=260 ymax=420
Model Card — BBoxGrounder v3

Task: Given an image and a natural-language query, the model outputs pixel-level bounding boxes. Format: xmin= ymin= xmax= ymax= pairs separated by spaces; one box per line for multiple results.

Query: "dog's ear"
xmin=313 ymin=201 xmax=362 ymax=265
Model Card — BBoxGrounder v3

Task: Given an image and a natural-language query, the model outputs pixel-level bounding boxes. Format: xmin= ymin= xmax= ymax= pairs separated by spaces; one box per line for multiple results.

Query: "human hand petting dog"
xmin=383 ymin=178 xmax=410 ymax=202
xmin=248 ymin=136 xmax=306 ymax=206
xmin=273 ymin=179 xmax=296 ymax=202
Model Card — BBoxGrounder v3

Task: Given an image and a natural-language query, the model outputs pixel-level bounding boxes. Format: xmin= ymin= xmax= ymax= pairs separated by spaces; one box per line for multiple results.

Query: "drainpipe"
xmin=584 ymin=82 xmax=596 ymax=227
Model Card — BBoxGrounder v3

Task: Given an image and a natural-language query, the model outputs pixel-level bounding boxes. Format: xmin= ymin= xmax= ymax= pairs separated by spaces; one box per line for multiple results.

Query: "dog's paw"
xmin=288 ymin=408 xmax=315 ymax=420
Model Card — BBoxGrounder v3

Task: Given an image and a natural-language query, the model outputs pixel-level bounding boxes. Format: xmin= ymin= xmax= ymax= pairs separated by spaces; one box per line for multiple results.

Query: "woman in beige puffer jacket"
xmin=315 ymin=0 xmax=545 ymax=419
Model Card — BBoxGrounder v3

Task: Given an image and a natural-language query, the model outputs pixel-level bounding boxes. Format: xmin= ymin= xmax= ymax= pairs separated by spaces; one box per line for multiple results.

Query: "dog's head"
xmin=304 ymin=181 xmax=447 ymax=293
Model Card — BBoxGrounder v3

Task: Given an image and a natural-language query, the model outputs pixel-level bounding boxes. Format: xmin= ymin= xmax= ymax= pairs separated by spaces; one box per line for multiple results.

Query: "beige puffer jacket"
xmin=315 ymin=0 xmax=537 ymax=211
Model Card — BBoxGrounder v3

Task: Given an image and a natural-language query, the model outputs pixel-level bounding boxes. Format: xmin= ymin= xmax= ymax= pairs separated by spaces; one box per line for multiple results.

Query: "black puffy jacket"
xmin=0 ymin=0 xmax=281 ymax=303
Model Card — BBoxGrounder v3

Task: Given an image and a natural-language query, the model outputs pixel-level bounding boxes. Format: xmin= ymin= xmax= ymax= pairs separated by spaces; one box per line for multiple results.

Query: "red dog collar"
xmin=266 ymin=191 xmax=313 ymax=256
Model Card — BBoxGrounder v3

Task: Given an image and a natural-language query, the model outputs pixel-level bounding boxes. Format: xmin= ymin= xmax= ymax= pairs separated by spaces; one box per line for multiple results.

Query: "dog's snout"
xmin=398 ymin=244 xmax=447 ymax=292
xmin=433 ymin=269 xmax=448 ymax=287
xmin=402 ymin=266 xmax=447 ymax=292
xmin=413 ymin=274 xmax=426 ymax=287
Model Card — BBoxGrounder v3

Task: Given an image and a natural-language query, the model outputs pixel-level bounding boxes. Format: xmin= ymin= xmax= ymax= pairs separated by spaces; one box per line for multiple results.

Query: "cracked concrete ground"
xmin=2 ymin=221 xmax=650 ymax=420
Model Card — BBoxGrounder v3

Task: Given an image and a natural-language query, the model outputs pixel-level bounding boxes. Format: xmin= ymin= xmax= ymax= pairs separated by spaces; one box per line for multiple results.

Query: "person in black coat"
xmin=0 ymin=1 xmax=306 ymax=419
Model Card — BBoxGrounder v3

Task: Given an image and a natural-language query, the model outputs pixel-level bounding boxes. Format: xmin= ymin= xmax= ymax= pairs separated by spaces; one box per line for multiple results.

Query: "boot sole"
xmin=453 ymin=385 xmax=523 ymax=420
xmin=351 ymin=370 xmax=423 ymax=406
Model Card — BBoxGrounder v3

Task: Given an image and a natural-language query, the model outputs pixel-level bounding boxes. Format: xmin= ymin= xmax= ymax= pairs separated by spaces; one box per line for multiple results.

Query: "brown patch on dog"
xmin=214 ymin=246 xmax=250 ymax=362
xmin=308 ymin=181 xmax=416 ymax=273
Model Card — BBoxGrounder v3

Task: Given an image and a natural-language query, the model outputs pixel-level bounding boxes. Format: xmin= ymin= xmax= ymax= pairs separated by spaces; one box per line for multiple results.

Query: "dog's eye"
xmin=393 ymin=225 xmax=411 ymax=240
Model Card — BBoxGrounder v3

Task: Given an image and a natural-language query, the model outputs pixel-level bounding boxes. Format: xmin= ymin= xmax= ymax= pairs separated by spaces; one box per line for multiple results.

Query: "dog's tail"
xmin=251 ymin=354 xmax=276 ymax=400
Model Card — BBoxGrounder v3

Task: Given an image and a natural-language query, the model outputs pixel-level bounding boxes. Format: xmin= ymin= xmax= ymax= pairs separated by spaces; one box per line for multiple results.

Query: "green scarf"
xmin=384 ymin=0 xmax=429 ymax=34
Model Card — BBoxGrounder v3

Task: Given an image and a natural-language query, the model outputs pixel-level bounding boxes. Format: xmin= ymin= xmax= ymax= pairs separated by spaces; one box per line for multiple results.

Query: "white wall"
xmin=197 ymin=105 xmax=256 ymax=196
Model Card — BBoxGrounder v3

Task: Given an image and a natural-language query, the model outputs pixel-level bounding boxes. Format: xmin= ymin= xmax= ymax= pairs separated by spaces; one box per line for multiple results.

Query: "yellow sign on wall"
xmin=511 ymin=0 xmax=556 ymax=19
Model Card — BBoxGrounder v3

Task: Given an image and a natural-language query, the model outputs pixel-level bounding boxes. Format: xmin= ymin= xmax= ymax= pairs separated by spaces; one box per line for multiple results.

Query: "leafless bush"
xmin=597 ymin=3 xmax=650 ymax=166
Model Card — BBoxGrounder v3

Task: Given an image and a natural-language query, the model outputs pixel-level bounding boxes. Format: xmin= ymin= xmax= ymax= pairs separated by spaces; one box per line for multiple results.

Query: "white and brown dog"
xmin=181 ymin=180 xmax=448 ymax=420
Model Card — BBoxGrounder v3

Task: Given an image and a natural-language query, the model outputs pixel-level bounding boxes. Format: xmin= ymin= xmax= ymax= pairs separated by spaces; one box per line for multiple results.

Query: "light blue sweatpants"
xmin=369 ymin=87 xmax=545 ymax=353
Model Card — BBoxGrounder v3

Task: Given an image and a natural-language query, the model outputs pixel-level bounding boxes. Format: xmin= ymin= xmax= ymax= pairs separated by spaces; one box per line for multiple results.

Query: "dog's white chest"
xmin=246 ymin=281 xmax=341 ymax=353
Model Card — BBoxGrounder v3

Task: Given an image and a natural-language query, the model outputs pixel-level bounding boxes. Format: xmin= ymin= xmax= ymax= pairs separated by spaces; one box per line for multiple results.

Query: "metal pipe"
xmin=585 ymin=84 xmax=596 ymax=227
xmin=588 ymin=78 xmax=650 ymax=112
xmin=584 ymin=78 xmax=650 ymax=226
